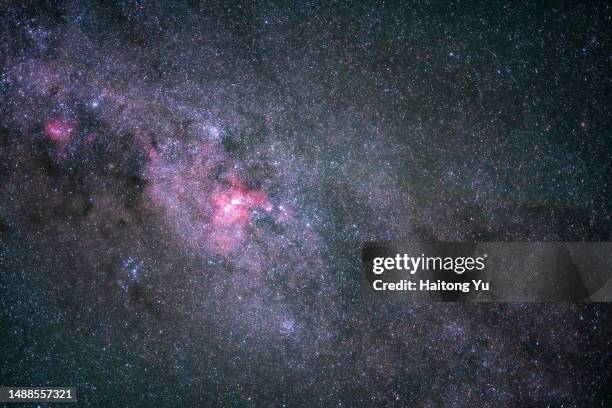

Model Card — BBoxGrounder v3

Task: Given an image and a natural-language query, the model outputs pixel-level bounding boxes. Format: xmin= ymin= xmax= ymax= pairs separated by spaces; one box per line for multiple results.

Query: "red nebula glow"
xmin=44 ymin=118 xmax=77 ymax=145
xmin=146 ymin=140 xmax=276 ymax=255
xmin=211 ymin=174 xmax=272 ymax=252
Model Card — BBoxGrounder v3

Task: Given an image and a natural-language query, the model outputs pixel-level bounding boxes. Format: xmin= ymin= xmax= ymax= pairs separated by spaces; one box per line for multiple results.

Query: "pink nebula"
xmin=210 ymin=174 xmax=272 ymax=252
xmin=146 ymin=140 xmax=273 ymax=255
xmin=44 ymin=118 xmax=77 ymax=145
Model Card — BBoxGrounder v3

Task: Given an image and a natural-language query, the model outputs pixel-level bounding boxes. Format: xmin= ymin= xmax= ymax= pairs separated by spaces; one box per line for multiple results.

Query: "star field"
xmin=1 ymin=1 xmax=611 ymax=406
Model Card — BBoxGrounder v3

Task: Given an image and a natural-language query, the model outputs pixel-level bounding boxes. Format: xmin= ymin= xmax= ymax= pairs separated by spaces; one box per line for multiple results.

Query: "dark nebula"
xmin=1 ymin=1 xmax=611 ymax=406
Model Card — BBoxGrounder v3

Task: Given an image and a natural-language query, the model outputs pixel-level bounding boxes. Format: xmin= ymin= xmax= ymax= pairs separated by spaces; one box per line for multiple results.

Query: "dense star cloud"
xmin=1 ymin=1 xmax=611 ymax=406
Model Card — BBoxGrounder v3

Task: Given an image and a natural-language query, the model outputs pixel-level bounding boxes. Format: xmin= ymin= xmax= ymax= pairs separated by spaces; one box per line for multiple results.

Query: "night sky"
xmin=1 ymin=1 xmax=611 ymax=406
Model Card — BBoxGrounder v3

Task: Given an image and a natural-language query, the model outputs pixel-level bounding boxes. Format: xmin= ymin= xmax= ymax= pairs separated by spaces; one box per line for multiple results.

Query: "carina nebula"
xmin=146 ymin=137 xmax=278 ymax=255
xmin=1 ymin=1 xmax=611 ymax=407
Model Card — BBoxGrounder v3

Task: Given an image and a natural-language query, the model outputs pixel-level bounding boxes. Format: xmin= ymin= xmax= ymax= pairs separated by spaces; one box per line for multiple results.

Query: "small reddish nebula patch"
xmin=44 ymin=118 xmax=77 ymax=145
xmin=146 ymin=140 xmax=275 ymax=256
xmin=211 ymin=174 xmax=272 ymax=252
